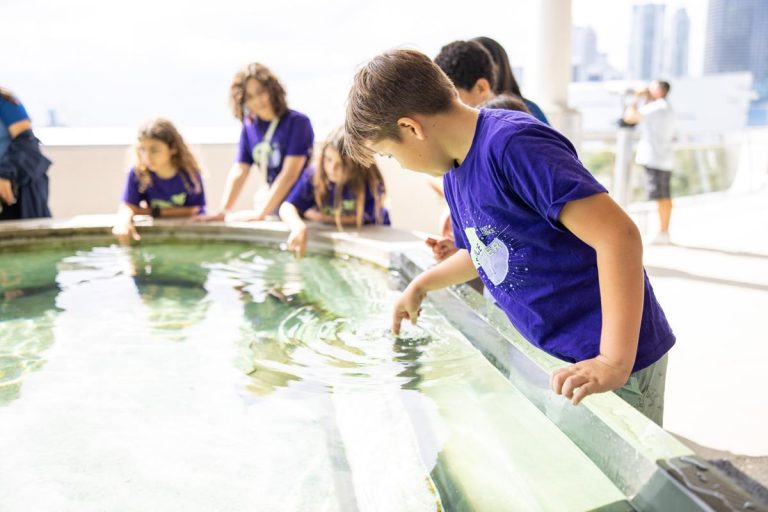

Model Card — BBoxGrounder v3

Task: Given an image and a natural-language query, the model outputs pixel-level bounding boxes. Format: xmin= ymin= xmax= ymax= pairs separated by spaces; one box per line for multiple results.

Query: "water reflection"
xmin=0 ymin=249 xmax=64 ymax=405
xmin=129 ymin=246 xmax=211 ymax=342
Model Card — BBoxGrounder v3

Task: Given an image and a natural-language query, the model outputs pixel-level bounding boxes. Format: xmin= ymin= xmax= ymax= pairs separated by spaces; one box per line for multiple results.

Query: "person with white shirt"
xmin=624 ymin=80 xmax=676 ymax=245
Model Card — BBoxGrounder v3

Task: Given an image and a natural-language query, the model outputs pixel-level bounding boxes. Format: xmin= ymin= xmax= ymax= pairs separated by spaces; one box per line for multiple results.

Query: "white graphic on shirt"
xmin=268 ymin=143 xmax=282 ymax=168
xmin=465 ymin=226 xmax=509 ymax=286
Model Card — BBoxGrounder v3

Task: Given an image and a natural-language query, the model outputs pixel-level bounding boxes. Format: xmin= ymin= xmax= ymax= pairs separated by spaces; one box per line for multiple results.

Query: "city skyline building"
xmin=664 ymin=8 xmax=691 ymax=78
xmin=628 ymin=3 xmax=666 ymax=80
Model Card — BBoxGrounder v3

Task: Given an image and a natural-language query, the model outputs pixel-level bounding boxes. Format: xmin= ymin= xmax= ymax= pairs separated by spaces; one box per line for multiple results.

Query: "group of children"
xmin=112 ymin=62 xmax=391 ymax=253
xmin=111 ymin=37 xmax=675 ymax=424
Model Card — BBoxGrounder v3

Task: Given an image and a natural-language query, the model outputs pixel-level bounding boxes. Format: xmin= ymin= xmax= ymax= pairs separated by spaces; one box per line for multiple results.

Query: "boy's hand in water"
xmin=425 ymin=237 xmax=458 ymax=262
xmin=392 ymin=281 xmax=426 ymax=335
xmin=112 ymin=222 xmax=140 ymax=245
xmin=287 ymin=226 xmax=308 ymax=258
xmin=550 ymin=354 xmax=632 ymax=405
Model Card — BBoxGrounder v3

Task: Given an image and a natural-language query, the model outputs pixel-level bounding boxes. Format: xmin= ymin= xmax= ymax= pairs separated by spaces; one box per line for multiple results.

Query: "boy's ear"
xmin=474 ymin=78 xmax=492 ymax=98
xmin=396 ymin=116 xmax=425 ymax=140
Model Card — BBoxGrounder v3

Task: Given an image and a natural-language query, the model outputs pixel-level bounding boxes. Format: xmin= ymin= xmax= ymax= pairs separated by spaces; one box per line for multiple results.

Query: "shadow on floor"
xmin=645 ymin=266 xmax=768 ymax=292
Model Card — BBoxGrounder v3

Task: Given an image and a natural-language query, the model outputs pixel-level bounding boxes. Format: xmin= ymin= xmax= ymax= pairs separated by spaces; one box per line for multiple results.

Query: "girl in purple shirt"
xmin=278 ymin=127 xmax=389 ymax=257
xmin=112 ymin=118 xmax=206 ymax=244
xmin=210 ymin=63 xmax=314 ymax=222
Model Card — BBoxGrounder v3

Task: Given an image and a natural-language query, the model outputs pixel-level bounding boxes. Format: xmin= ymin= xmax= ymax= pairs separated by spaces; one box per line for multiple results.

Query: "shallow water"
xmin=0 ymin=241 xmax=629 ymax=511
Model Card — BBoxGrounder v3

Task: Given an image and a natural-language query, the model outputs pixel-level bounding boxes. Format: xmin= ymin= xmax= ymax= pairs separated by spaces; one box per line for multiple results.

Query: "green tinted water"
xmin=0 ymin=241 xmax=630 ymax=511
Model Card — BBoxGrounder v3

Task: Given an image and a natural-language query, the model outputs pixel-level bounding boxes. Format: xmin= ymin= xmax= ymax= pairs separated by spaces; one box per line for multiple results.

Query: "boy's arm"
xmin=552 ymin=192 xmax=644 ymax=405
xmin=392 ymin=248 xmax=477 ymax=334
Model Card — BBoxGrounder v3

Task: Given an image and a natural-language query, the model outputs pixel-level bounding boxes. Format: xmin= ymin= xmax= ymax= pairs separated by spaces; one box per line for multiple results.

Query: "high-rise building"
xmin=628 ymin=3 xmax=666 ymax=80
xmin=572 ymin=26 xmax=599 ymax=82
xmin=665 ymin=8 xmax=690 ymax=78
xmin=704 ymin=0 xmax=768 ymax=82
xmin=572 ymin=26 xmax=620 ymax=82
xmin=705 ymin=0 xmax=768 ymax=124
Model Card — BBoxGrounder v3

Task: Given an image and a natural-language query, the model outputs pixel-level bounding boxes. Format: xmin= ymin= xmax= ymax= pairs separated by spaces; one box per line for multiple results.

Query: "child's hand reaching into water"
xmin=550 ymin=354 xmax=632 ymax=405
xmin=425 ymin=237 xmax=458 ymax=262
xmin=112 ymin=222 xmax=140 ymax=245
xmin=287 ymin=225 xmax=308 ymax=258
xmin=391 ymin=281 xmax=426 ymax=335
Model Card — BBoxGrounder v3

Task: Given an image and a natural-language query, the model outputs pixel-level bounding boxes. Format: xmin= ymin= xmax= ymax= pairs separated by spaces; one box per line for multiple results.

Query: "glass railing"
xmin=581 ymin=128 xmax=768 ymax=203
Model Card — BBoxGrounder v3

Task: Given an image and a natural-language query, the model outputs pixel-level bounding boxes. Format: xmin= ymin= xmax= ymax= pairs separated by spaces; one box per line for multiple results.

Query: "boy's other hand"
xmin=550 ymin=354 xmax=632 ymax=405
xmin=425 ymin=237 xmax=458 ymax=262
xmin=391 ymin=282 xmax=426 ymax=335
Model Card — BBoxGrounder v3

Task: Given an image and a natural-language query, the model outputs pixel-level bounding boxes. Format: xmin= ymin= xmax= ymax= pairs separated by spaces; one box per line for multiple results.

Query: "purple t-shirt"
xmin=284 ymin=167 xmax=390 ymax=225
xmin=237 ymin=109 xmax=314 ymax=184
xmin=443 ymin=109 xmax=674 ymax=372
xmin=121 ymin=167 xmax=206 ymax=213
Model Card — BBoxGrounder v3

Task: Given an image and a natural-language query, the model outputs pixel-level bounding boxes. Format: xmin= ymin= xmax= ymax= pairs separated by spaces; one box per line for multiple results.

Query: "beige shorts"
xmin=614 ymin=353 xmax=669 ymax=426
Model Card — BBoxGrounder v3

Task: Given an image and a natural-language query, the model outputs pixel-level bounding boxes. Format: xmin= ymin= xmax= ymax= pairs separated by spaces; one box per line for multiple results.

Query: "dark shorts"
xmin=644 ymin=166 xmax=672 ymax=200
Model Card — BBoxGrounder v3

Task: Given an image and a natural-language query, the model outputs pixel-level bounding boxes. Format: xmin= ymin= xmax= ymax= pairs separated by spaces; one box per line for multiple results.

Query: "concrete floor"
xmin=631 ymin=188 xmax=768 ymax=494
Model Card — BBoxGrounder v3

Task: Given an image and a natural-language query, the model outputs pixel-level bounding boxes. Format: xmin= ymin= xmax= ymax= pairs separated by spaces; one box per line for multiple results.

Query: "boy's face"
xmin=370 ymin=134 xmax=448 ymax=177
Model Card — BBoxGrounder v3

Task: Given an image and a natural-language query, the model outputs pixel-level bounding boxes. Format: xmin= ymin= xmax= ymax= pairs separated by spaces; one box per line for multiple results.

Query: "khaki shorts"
xmin=614 ymin=353 xmax=669 ymax=426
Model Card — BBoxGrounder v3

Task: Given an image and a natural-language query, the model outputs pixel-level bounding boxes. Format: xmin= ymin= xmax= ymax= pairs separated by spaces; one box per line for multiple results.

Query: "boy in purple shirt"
xmin=344 ymin=49 xmax=675 ymax=425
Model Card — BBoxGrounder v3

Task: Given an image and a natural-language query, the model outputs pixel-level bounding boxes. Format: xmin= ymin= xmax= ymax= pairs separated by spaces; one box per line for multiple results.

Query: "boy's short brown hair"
xmin=344 ymin=49 xmax=456 ymax=165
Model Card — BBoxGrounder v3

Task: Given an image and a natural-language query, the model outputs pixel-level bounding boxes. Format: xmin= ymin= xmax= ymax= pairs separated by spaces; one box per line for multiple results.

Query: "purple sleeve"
xmin=284 ymin=169 xmax=316 ymax=215
xmin=284 ymin=114 xmax=314 ymax=157
xmin=121 ymin=168 xmax=144 ymax=207
xmin=501 ymin=125 xmax=607 ymax=230
xmin=0 ymin=99 xmax=30 ymax=125
xmin=450 ymin=214 xmax=466 ymax=249
xmin=236 ymin=124 xmax=254 ymax=165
